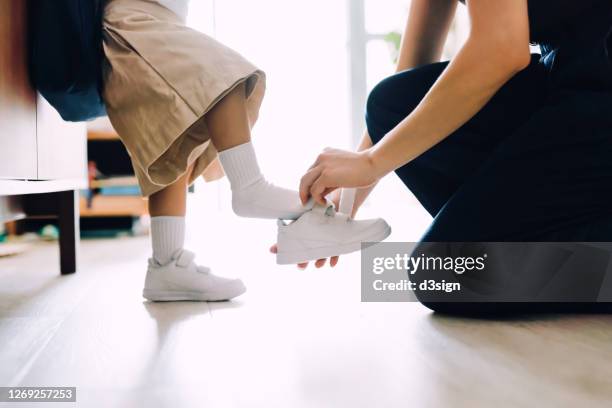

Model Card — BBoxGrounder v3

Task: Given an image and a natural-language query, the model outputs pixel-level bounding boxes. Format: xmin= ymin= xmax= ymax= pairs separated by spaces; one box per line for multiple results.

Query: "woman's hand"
xmin=270 ymin=244 xmax=340 ymax=269
xmin=299 ymin=148 xmax=382 ymax=205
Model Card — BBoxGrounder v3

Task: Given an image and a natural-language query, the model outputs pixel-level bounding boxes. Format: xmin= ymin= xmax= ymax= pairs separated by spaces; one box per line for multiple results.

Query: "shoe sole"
xmin=276 ymin=223 xmax=392 ymax=265
xmin=142 ymin=282 xmax=246 ymax=302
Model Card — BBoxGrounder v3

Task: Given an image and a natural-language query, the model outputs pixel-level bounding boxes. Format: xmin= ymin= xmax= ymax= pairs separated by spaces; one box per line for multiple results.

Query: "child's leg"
xmin=205 ymin=83 xmax=253 ymax=152
xmin=144 ymin=165 xmax=245 ymax=302
xmin=149 ymin=167 xmax=190 ymax=216
xmin=207 ymin=83 xmax=312 ymax=220
xmin=147 ymin=167 xmax=191 ymax=264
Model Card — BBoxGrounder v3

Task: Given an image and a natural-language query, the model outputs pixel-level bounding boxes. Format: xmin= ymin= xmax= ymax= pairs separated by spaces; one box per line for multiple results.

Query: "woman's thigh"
xmin=423 ymin=90 xmax=612 ymax=242
xmin=366 ymin=55 xmax=546 ymax=216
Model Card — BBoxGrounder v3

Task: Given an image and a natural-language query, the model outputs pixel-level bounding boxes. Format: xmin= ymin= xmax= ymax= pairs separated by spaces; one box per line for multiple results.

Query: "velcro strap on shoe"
xmin=311 ymin=200 xmax=336 ymax=217
xmin=196 ymin=265 xmax=211 ymax=275
xmin=176 ymin=250 xmax=196 ymax=268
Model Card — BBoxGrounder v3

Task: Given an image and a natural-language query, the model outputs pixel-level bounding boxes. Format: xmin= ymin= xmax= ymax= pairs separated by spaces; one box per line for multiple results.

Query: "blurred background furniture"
xmin=0 ymin=0 xmax=87 ymax=274
xmin=82 ymin=118 xmax=148 ymax=234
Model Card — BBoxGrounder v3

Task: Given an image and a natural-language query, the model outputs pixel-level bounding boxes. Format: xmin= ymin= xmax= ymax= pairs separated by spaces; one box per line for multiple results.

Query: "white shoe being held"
xmin=275 ymin=201 xmax=391 ymax=265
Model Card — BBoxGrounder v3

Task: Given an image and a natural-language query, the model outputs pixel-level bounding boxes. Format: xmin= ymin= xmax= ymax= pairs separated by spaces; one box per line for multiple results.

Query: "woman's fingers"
xmin=310 ymin=173 xmax=330 ymax=205
xmin=273 ymin=244 xmax=307 ymax=267
xmin=272 ymin=243 xmax=338 ymax=269
xmin=299 ymin=167 xmax=322 ymax=204
xmin=322 ymin=187 xmax=338 ymax=199
xmin=304 ymin=169 xmax=338 ymax=205
xmin=330 ymin=256 xmax=340 ymax=267
xmin=302 ymin=167 xmax=335 ymax=205
xmin=303 ymin=148 xmax=346 ymax=203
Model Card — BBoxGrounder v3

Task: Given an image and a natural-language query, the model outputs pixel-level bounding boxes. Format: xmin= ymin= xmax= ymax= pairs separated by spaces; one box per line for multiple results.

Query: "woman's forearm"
xmin=348 ymin=132 xmax=375 ymax=216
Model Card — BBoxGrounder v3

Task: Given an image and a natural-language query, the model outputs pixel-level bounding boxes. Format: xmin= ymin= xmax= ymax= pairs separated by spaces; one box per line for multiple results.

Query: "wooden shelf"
xmin=87 ymin=129 xmax=120 ymax=141
xmin=90 ymin=176 xmax=139 ymax=189
xmin=79 ymin=195 xmax=147 ymax=218
xmin=85 ymin=126 xmax=144 ymax=222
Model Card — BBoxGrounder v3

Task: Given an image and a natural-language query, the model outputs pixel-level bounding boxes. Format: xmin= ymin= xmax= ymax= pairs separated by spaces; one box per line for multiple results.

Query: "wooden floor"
xmin=1 ymin=229 xmax=612 ymax=407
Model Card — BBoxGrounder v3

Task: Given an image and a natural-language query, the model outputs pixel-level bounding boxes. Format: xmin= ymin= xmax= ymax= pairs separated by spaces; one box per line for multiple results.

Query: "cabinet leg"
xmin=57 ymin=190 xmax=79 ymax=274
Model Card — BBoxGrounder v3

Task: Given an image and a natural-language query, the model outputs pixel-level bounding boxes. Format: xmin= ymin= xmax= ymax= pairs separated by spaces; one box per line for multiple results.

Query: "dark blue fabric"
xmin=366 ymin=3 xmax=612 ymax=314
xmin=29 ymin=0 xmax=106 ymax=122
xmin=459 ymin=0 xmax=611 ymax=45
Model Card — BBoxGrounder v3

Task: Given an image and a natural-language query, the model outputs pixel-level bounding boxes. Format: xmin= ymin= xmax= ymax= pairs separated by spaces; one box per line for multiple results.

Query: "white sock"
xmin=151 ymin=216 xmax=185 ymax=264
xmin=218 ymin=142 xmax=312 ymax=220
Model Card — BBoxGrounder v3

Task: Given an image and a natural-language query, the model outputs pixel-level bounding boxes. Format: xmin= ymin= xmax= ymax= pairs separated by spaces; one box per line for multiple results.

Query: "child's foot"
xmin=275 ymin=201 xmax=391 ymax=265
xmin=218 ymin=142 xmax=312 ymax=220
xmin=231 ymin=179 xmax=310 ymax=220
xmin=143 ymin=250 xmax=246 ymax=302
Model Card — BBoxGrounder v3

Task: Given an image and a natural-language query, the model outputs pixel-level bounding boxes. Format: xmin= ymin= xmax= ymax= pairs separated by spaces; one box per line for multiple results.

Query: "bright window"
xmin=186 ymin=1 xmax=470 ymax=240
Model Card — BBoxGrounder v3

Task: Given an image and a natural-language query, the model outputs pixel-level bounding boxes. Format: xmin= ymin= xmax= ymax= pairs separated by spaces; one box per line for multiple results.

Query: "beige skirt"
xmin=102 ymin=0 xmax=265 ymax=197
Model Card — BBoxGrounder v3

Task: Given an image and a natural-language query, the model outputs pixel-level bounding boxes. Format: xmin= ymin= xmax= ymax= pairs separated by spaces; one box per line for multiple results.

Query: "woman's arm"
xmin=368 ymin=0 xmax=530 ymax=177
xmin=338 ymin=0 xmax=458 ymax=216
xmin=397 ymin=0 xmax=458 ymax=71
xmin=301 ymin=0 xmax=531 ymax=204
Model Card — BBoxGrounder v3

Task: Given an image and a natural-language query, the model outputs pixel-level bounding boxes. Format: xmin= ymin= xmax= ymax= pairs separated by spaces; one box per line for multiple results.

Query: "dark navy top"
xmin=527 ymin=0 xmax=612 ymax=45
xmin=460 ymin=0 xmax=612 ymax=45
xmin=457 ymin=1 xmax=612 ymax=96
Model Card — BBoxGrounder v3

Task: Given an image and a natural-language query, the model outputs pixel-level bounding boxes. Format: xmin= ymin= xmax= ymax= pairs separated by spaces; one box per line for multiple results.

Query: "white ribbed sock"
xmin=151 ymin=216 xmax=185 ymax=265
xmin=218 ymin=142 xmax=312 ymax=220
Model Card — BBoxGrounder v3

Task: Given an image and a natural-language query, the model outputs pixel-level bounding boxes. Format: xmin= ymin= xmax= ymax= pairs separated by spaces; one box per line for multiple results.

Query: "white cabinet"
xmin=0 ymin=0 xmax=87 ymax=274
xmin=36 ymin=96 xmax=87 ymax=181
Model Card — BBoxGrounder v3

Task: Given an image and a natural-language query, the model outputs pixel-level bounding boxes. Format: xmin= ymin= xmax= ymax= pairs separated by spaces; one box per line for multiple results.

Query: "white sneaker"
xmin=143 ymin=250 xmax=246 ymax=302
xmin=276 ymin=202 xmax=391 ymax=265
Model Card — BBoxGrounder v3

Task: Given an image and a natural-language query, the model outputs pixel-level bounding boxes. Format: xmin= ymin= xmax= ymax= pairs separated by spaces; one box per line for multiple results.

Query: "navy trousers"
xmin=365 ymin=25 xmax=612 ymax=314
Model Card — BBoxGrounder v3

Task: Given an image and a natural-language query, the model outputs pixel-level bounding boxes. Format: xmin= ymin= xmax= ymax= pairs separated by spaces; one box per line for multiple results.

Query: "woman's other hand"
xmin=269 ymin=244 xmax=340 ymax=269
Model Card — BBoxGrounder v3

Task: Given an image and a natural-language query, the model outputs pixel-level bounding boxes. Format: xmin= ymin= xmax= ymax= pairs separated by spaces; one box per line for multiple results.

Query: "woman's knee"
xmin=365 ymin=75 xmax=407 ymax=145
